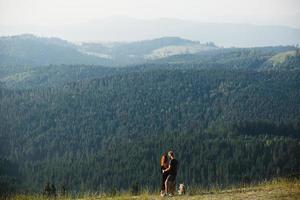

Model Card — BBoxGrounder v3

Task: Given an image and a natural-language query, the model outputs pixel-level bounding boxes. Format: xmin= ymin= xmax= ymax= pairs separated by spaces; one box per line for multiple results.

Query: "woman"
xmin=160 ymin=153 xmax=169 ymax=196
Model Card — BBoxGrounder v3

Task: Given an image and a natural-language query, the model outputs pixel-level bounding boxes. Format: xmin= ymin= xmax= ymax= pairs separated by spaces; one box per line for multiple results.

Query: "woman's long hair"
xmin=160 ymin=153 xmax=168 ymax=167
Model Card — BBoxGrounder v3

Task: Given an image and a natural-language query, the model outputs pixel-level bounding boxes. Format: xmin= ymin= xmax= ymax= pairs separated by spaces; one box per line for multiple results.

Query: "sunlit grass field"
xmin=11 ymin=178 xmax=300 ymax=200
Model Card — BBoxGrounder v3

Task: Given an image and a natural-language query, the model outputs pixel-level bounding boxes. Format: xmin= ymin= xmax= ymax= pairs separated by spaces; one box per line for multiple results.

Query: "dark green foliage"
xmin=42 ymin=182 xmax=57 ymax=197
xmin=232 ymin=121 xmax=300 ymax=137
xmin=43 ymin=182 xmax=51 ymax=197
xmin=50 ymin=184 xmax=56 ymax=197
xmin=0 ymin=68 xmax=299 ymax=193
xmin=60 ymin=184 xmax=66 ymax=196
xmin=130 ymin=182 xmax=140 ymax=195
xmin=0 ymin=65 xmax=123 ymax=89
xmin=0 ymin=159 xmax=19 ymax=199
xmin=154 ymin=46 xmax=296 ymax=65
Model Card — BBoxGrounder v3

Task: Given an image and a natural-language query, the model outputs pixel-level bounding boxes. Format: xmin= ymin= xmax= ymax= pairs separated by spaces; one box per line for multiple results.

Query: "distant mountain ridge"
xmin=82 ymin=37 xmax=197 ymax=54
xmin=0 ymin=34 xmax=111 ymax=66
xmin=1 ymin=34 xmax=298 ymax=68
xmin=0 ymin=34 xmax=299 ymax=89
xmin=1 ymin=17 xmax=300 ymax=46
xmin=80 ymin=36 xmax=217 ymax=62
xmin=0 ymin=34 xmax=217 ymax=66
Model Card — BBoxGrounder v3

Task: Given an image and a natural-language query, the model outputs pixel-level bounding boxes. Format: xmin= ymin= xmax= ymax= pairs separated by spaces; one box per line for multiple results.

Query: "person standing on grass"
xmin=162 ymin=151 xmax=178 ymax=196
xmin=160 ymin=153 xmax=169 ymax=197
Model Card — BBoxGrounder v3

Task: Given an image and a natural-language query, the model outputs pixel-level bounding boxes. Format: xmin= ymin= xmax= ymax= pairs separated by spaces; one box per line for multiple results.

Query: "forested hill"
xmin=1 ymin=34 xmax=297 ymax=69
xmin=0 ymin=35 xmax=216 ymax=67
xmin=0 ymin=34 xmax=112 ymax=66
xmin=1 ymin=69 xmax=299 ymax=193
xmin=1 ymin=46 xmax=299 ymax=89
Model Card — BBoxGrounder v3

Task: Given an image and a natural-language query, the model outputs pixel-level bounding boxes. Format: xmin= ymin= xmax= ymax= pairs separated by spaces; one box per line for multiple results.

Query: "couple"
xmin=160 ymin=151 xmax=178 ymax=197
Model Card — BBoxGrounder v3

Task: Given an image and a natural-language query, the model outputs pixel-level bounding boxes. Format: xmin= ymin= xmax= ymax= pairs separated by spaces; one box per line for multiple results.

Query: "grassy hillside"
xmin=11 ymin=178 xmax=300 ymax=200
xmin=144 ymin=43 xmax=216 ymax=59
xmin=268 ymin=51 xmax=297 ymax=65
xmin=263 ymin=50 xmax=300 ymax=71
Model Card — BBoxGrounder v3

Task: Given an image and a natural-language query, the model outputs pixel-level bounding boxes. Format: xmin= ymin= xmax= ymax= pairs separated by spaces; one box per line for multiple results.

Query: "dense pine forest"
xmin=0 ymin=35 xmax=300 ymax=196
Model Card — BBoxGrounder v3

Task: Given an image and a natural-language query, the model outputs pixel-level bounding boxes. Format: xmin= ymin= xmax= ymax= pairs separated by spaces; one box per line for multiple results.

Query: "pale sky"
xmin=0 ymin=0 xmax=300 ymax=28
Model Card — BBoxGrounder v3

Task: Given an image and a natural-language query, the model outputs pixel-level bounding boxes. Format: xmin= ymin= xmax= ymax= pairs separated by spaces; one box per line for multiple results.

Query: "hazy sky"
xmin=1 ymin=0 xmax=300 ymax=27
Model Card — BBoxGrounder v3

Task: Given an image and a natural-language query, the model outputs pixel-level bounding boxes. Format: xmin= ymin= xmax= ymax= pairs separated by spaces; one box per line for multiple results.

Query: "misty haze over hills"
xmin=0 ymin=34 xmax=219 ymax=66
xmin=1 ymin=17 xmax=300 ymax=47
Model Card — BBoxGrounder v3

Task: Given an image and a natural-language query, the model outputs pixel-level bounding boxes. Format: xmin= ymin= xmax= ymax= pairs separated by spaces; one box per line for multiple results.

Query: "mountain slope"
xmin=0 ymin=34 xmax=111 ymax=66
xmin=80 ymin=37 xmax=216 ymax=64
xmin=1 ymin=34 xmax=297 ymax=69
xmin=0 ymin=35 xmax=217 ymax=66
xmin=0 ymin=43 xmax=297 ymax=89
xmin=262 ymin=50 xmax=300 ymax=70
xmin=1 ymin=69 xmax=299 ymax=192
xmin=0 ymin=65 xmax=123 ymax=89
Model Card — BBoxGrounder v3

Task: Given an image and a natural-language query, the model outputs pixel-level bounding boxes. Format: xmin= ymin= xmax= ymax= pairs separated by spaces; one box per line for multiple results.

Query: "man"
xmin=162 ymin=151 xmax=178 ymax=196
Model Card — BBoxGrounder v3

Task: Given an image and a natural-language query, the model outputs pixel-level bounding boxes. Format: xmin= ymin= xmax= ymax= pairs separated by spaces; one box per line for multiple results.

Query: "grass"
xmin=10 ymin=178 xmax=300 ymax=200
xmin=268 ymin=50 xmax=296 ymax=65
